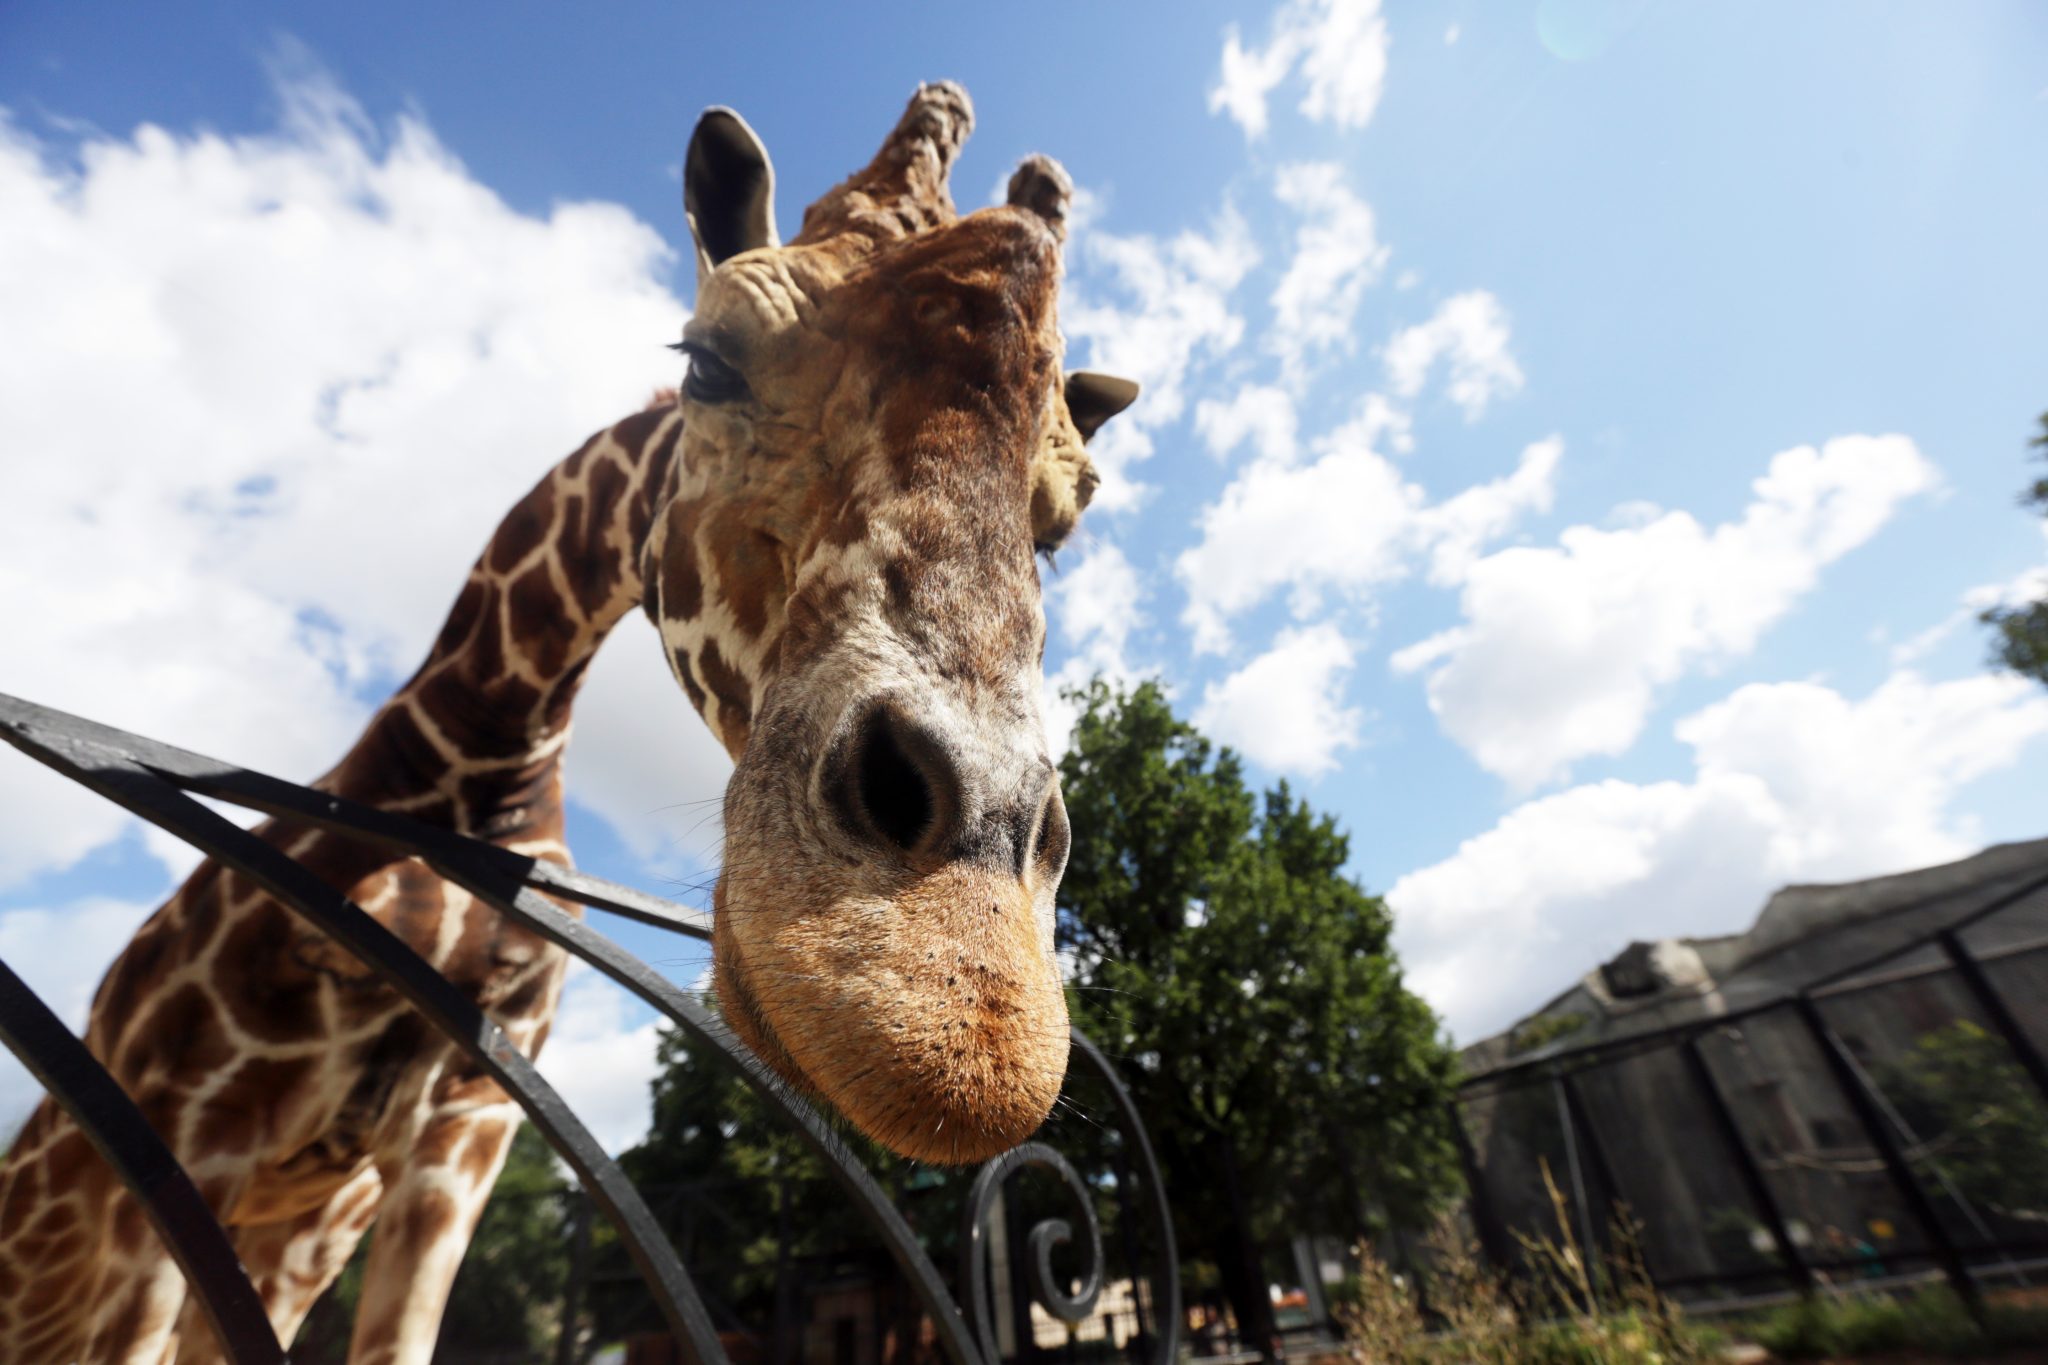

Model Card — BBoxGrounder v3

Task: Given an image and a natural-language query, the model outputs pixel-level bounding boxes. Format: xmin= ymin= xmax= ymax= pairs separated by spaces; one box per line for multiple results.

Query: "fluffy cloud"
xmin=1042 ymin=541 xmax=1148 ymax=757
xmin=0 ymin=896 xmax=160 ymax=1130
xmin=533 ymin=962 xmax=670 ymax=1155
xmin=1064 ymin=210 xmax=1260 ymax=512
xmin=1389 ymin=669 xmax=2048 ymax=1042
xmin=1966 ymin=539 xmax=2048 ymax=615
xmin=0 ymin=66 xmax=738 ymax=901
xmin=1196 ymin=384 xmax=1300 ymax=465
xmin=1412 ymin=437 xmax=1563 ymax=585
xmin=568 ymin=619 xmax=734 ymax=868
xmin=1268 ymin=163 xmax=1388 ymax=385
xmin=1382 ymin=291 xmax=1524 ymax=420
xmin=1179 ymin=432 xmax=1562 ymax=653
xmin=1193 ymin=623 xmax=1364 ymax=776
xmin=1211 ymin=0 xmax=1391 ymax=140
xmin=1395 ymin=435 xmax=1940 ymax=788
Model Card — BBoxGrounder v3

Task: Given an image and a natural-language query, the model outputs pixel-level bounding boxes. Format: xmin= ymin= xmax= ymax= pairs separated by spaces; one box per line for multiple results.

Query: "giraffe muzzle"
xmin=710 ymin=685 xmax=1071 ymax=1164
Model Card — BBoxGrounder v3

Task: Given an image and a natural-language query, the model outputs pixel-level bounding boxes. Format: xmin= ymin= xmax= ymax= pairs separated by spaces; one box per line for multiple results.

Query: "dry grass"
xmin=1335 ymin=1161 xmax=1713 ymax=1365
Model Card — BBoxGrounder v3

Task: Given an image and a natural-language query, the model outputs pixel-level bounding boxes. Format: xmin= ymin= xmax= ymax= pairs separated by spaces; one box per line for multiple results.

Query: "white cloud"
xmin=1178 ymin=432 xmax=1562 ymax=653
xmin=0 ymin=896 xmax=160 ymax=1131
xmin=1875 ymin=523 xmax=2039 ymax=667
xmin=533 ymin=962 xmax=668 ymax=1155
xmin=1388 ymin=669 xmax=2048 ymax=1042
xmin=1396 ymin=435 xmax=1940 ymax=788
xmin=1268 ymin=163 xmax=1389 ymax=386
xmin=1211 ymin=26 xmax=1299 ymax=141
xmin=1195 ymin=384 xmax=1299 ymax=464
xmin=1412 ymin=436 xmax=1563 ymax=584
xmin=1963 ymin=528 xmax=2048 ymax=616
xmin=1194 ymin=624 xmax=1364 ymax=776
xmin=1890 ymin=529 xmax=2048 ymax=667
xmin=0 ymin=65 xmax=705 ymax=897
xmin=1043 ymin=541 xmax=1148 ymax=757
xmin=569 ymin=618 xmax=734 ymax=869
xmin=1064 ymin=209 xmax=1260 ymax=511
xmin=1211 ymin=0 xmax=1391 ymax=140
xmin=1382 ymin=290 xmax=1524 ymax=420
xmin=0 ymin=59 xmax=738 ymax=1149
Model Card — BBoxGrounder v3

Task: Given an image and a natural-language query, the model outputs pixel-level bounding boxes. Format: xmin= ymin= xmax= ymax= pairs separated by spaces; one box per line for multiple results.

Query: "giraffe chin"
xmin=711 ymin=865 xmax=1069 ymax=1165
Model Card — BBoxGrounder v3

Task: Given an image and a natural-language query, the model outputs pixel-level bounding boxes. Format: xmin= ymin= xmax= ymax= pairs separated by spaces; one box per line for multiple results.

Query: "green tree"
xmin=587 ymin=1024 xmax=965 ymax=1361
xmin=1878 ymin=1019 xmax=2048 ymax=1222
xmin=1980 ymin=413 xmax=2048 ymax=685
xmin=1056 ymin=680 xmax=1459 ymax=1360
xmin=436 ymin=1120 xmax=577 ymax=1359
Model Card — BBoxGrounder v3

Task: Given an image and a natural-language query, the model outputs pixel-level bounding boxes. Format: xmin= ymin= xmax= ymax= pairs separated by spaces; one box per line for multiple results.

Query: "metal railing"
xmin=0 ymin=693 xmax=1180 ymax=1365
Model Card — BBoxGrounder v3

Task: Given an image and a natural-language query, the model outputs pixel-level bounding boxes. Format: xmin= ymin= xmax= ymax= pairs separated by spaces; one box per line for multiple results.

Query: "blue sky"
xmin=3 ymin=1 xmax=2046 ymax=1149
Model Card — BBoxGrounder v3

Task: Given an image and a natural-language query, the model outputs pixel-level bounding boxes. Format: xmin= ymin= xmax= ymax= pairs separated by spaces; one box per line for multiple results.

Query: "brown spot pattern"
xmin=0 ymin=80 xmax=1128 ymax=1365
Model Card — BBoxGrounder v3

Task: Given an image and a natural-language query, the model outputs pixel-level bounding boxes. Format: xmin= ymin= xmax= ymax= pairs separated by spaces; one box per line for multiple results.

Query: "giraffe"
xmin=0 ymin=81 xmax=1138 ymax=1364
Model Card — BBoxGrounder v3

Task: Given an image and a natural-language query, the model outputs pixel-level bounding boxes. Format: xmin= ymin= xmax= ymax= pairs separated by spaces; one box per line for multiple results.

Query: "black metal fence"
xmin=1450 ymin=863 xmax=2048 ymax=1313
xmin=0 ymin=694 xmax=1181 ymax=1365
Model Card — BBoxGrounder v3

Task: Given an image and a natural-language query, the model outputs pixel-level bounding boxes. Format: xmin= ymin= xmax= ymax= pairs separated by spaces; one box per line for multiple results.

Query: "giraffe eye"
xmin=680 ymin=343 xmax=749 ymax=404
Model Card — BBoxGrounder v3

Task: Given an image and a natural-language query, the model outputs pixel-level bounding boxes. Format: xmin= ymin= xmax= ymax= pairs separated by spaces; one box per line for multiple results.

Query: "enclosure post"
xmin=1446 ymin=1099 xmax=1515 ymax=1276
xmin=1679 ymin=1034 xmax=1814 ymax=1293
xmin=555 ymin=1189 xmax=594 ymax=1365
xmin=772 ymin=1178 xmax=795 ymax=1365
xmin=1793 ymin=995 xmax=1980 ymax=1313
xmin=1006 ymin=1173 xmax=1038 ymax=1365
xmin=1550 ymin=1071 xmax=1600 ymax=1266
xmin=1556 ymin=1071 xmax=1638 ymax=1279
xmin=1111 ymin=1143 xmax=1151 ymax=1346
xmin=1937 ymin=929 xmax=2048 ymax=1108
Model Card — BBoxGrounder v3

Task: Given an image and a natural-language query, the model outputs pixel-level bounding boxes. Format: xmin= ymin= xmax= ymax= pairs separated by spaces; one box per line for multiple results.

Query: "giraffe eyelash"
xmin=673 ymin=341 xmax=750 ymax=404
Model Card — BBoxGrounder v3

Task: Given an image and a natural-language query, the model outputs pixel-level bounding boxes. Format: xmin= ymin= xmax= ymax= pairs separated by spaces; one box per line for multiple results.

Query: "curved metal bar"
xmin=0 ymin=959 xmax=285 ymax=1365
xmin=423 ymin=866 xmax=994 ymax=1365
xmin=523 ymin=860 xmax=713 ymax=939
xmin=959 ymin=1141 xmax=1105 ymax=1362
xmin=0 ymin=696 xmax=988 ymax=1365
xmin=0 ymin=695 xmax=713 ymax=939
xmin=0 ymin=715 xmax=730 ymax=1365
xmin=1066 ymin=1028 xmax=1182 ymax=1365
xmin=0 ymin=696 xmax=1183 ymax=1365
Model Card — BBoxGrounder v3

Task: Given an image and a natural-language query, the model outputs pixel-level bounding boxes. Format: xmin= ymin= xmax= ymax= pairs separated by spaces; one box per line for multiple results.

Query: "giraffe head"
xmin=641 ymin=83 xmax=1137 ymax=1162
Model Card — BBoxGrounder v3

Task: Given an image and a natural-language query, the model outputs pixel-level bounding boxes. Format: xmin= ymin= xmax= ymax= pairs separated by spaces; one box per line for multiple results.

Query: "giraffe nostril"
xmin=839 ymin=705 xmax=954 ymax=856
xmin=1031 ymin=783 xmax=1070 ymax=883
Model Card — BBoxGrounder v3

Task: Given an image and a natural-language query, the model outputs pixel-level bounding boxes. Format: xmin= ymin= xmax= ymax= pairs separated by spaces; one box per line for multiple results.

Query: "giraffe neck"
xmin=326 ymin=401 xmax=683 ymax=840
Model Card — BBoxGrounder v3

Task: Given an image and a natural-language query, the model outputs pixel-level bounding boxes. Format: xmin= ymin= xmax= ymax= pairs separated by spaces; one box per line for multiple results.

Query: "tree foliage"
xmin=1877 ymin=1019 xmax=2048 ymax=1221
xmin=1980 ymin=413 xmax=2048 ymax=686
xmin=1055 ymin=680 xmax=1459 ymax=1354
xmin=566 ymin=680 xmax=1457 ymax=1362
xmin=436 ymin=1120 xmax=577 ymax=1358
xmin=586 ymin=1024 xmax=966 ymax=1356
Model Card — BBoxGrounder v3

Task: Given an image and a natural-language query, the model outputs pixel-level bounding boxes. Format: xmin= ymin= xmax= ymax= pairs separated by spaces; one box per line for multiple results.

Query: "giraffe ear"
xmin=685 ymin=108 xmax=780 ymax=286
xmin=1064 ymin=371 xmax=1140 ymax=443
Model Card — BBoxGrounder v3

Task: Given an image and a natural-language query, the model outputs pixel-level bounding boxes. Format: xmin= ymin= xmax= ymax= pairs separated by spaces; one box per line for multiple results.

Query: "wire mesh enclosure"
xmin=1449 ymin=861 xmax=2048 ymax=1312
xmin=0 ymin=694 xmax=1181 ymax=1365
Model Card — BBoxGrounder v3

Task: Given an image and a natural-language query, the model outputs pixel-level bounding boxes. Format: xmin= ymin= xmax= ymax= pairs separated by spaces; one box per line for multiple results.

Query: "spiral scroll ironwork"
xmin=961 ymin=1141 xmax=1103 ymax=1356
xmin=959 ymin=1030 xmax=1181 ymax=1365
xmin=0 ymin=694 xmax=1183 ymax=1365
